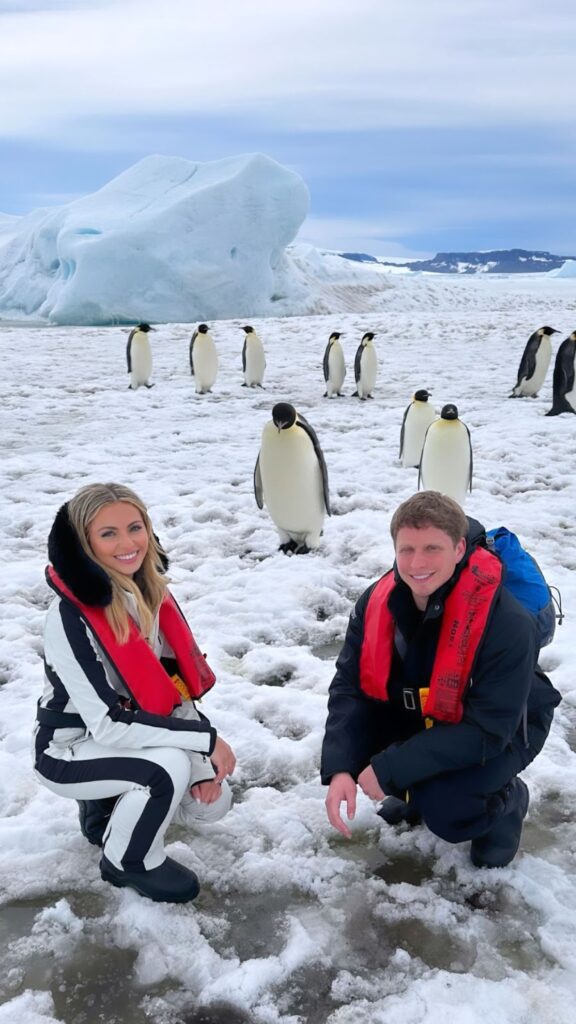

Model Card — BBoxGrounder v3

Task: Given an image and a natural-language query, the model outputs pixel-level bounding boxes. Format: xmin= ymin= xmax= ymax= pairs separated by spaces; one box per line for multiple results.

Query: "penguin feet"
xmin=278 ymin=539 xmax=312 ymax=555
xmin=144 ymin=383 xmax=155 ymax=389
xmin=546 ymin=401 xmax=576 ymax=416
xmin=279 ymin=540 xmax=299 ymax=555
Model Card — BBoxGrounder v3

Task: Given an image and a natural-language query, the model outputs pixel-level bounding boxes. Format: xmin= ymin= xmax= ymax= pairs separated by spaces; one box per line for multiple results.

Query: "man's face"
xmin=395 ymin=525 xmax=466 ymax=610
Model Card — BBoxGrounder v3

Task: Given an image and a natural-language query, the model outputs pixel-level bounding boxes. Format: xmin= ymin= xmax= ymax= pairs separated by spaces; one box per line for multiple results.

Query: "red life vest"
xmin=46 ymin=566 xmax=216 ymax=714
xmin=359 ymin=548 xmax=502 ymax=723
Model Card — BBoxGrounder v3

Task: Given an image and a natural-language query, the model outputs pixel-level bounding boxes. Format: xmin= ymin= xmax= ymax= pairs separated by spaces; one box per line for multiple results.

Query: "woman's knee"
xmin=145 ymin=747 xmax=192 ymax=802
xmin=174 ymin=780 xmax=233 ymax=826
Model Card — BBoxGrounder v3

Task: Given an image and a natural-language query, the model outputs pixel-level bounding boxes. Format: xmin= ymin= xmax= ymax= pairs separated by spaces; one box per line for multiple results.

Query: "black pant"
xmin=381 ymin=710 xmax=552 ymax=843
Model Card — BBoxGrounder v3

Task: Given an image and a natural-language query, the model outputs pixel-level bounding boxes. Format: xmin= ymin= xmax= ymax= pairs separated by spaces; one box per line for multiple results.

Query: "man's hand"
xmin=358 ymin=764 xmax=385 ymax=801
xmin=211 ymin=737 xmax=236 ymax=783
xmin=326 ymin=772 xmax=357 ymax=838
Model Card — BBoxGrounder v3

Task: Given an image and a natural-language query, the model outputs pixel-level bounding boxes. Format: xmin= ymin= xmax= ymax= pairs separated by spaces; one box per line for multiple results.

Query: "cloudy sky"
xmin=1 ymin=0 xmax=575 ymax=258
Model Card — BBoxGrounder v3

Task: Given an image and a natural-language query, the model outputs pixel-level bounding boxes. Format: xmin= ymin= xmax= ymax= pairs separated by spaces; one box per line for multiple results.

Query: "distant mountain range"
xmin=339 ymin=248 xmax=576 ymax=274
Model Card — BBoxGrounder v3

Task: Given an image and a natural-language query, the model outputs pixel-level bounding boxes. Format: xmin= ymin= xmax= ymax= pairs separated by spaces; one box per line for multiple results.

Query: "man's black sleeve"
xmin=320 ymin=586 xmax=386 ymax=784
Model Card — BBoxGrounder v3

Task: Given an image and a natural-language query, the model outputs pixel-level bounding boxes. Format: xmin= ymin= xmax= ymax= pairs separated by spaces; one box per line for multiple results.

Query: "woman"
xmin=34 ymin=483 xmax=236 ymax=904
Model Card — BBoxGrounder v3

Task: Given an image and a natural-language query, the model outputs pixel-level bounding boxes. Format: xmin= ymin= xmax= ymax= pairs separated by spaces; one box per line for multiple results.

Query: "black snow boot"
xmin=100 ymin=855 xmax=200 ymax=903
xmin=377 ymin=796 xmax=422 ymax=827
xmin=77 ymin=797 xmax=118 ymax=847
xmin=470 ymin=778 xmax=529 ymax=869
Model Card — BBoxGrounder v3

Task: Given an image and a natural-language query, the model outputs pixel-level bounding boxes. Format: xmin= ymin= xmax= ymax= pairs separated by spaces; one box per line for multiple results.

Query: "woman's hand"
xmin=211 ymin=736 xmax=236 ymax=783
xmin=190 ymin=780 xmax=223 ymax=804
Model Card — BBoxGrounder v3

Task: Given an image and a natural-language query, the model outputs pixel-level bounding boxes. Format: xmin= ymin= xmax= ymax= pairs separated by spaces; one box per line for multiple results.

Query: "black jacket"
xmin=321 ymin=522 xmax=561 ymax=792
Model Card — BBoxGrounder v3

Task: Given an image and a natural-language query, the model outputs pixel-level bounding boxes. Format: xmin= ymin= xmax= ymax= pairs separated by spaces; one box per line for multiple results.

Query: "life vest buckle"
xmin=402 ymin=688 xmax=417 ymax=711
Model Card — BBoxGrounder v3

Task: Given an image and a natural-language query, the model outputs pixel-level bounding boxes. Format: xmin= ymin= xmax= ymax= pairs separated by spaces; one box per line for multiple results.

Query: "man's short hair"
xmin=390 ymin=491 xmax=468 ymax=546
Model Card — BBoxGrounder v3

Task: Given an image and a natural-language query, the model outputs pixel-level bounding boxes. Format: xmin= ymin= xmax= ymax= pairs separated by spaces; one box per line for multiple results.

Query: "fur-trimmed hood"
xmin=47 ymin=502 xmax=168 ymax=608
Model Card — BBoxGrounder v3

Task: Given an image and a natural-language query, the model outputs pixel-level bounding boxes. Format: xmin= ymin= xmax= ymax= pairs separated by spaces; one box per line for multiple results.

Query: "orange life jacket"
xmin=359 ymin=548 xmax=502 ymax=723
xmin=46 ymin=566 xmax=215 ymax=714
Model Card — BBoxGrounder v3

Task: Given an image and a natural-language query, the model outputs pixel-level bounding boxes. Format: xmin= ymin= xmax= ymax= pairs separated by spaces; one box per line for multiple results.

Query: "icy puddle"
xmin=0 ymin=844 xmax=564 ymax=1024
xmin=310 ymin=640 xmax=343 ymax=662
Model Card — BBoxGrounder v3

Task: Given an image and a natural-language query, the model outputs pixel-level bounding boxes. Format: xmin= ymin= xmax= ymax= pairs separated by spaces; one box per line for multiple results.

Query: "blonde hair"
xmin=67 ymin=482 xmax=168 ymax=643
xmin=390 ymin=491 xmax=468 ymax=546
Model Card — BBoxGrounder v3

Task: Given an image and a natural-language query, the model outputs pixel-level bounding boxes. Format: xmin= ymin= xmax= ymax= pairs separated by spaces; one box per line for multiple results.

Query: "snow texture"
xmin=1 ymin=270 xmax=576 ymax=1024
xmin=0 ymin=153 xmax=319 ymax=325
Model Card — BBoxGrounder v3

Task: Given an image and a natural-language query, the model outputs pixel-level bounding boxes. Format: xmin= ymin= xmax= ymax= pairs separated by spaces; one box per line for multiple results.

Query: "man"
xmin=321 ymin=491 xmax=561 ymax=867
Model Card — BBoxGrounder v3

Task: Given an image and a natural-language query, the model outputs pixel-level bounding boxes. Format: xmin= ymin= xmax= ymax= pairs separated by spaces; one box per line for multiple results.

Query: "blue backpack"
xmin=485 ymin=526 xmax=563 ymax=648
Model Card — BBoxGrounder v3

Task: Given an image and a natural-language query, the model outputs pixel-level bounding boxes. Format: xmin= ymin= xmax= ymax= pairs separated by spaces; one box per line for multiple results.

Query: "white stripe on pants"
xmin=37 ymin=740 xmax=195 ymax=871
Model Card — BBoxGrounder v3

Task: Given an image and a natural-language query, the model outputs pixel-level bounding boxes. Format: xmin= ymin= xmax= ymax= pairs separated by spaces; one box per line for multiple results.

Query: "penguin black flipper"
xmin=550 ymin=337 xmax=575 ymax=413
xmin=558 ymin=339 xmax=575 ymax=395
xmin=547 ymin=337 xmax=576 ymax=414
xmin=242 ymin=339 xmax=247 ymax=374
xmin=189 ymin=331 xmax=198 ymax=375
xmin=399 ymin=405 xmax=409 ymax=459
xmin=514 ymin=332 xmax=539 ymax=388
xmin=465 ymin=422 xmax=473 ymax=491
xmin=322 ymin=342 xmax=331 ymax=383
xmin=126 ymin=330 xmax=135 ymax=373
xmin=295 ymin=413 xmax=331 ymax=515
xmin=417 ymin=420 xmax=434 ymax=491
xmin=354 ymin=344 xmax=362 ymax=384
xmin=253 ymin=454 xmax=264 ymax=509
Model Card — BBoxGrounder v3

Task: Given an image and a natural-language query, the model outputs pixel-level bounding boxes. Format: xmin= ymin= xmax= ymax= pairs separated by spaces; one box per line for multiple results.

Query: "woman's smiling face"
xmin=87 ymin=501 xmax=149 ymax=577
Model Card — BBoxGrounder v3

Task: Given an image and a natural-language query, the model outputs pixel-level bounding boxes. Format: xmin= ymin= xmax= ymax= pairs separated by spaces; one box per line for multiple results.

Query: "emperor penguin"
xmin=254 ymin=402 xmax=331 ymax=554
xmin=126 ymin=323 xmax=155 ymax=389
xmin=242 ymin=325 xmax=266 ymax=388
xmin=190 ymin=323 xmax=218 ymax=394
xmin=509 ymin=326 xmax=558 ymax=398
xmin=353 ymin=332 xmax=377 ymax=399
xmin=323 ymin=331 xmax=346 ymax=397
xmin=418 ymin=403 xmax=472 ymax=506
xmin=399 ymin=389 xmax=436 ymax=468
xmin=545 ymin=330 xmax=576 ymax=415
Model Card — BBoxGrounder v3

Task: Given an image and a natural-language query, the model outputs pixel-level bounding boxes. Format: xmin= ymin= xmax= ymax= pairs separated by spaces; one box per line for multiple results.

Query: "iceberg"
xmin=0 ymin=153 xmax=313 ymax=325
xmin=549 ymin=259 xmax=576 ymax=278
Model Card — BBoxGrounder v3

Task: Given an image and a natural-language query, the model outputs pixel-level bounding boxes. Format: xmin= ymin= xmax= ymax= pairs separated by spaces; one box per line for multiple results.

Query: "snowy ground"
xmin=1 ymin=272 xmax=576 ymax=1024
